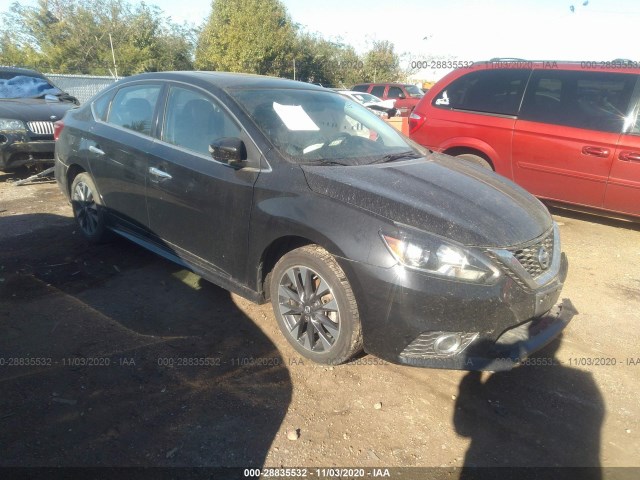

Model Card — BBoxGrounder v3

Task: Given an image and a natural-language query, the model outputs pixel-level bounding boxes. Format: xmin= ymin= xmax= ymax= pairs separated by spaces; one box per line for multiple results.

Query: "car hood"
xmin=301 ymin=154 xmax=552 ymax=247
xmin=0 ymin=98 xmax=75 ymax=123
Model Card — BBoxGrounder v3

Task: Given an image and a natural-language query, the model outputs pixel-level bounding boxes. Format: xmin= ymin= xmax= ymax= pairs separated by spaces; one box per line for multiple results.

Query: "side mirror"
xmin=209 ymin=137 xmax=247 ymax=167
xmin=397 ymin=93 xmax=406 ymax=99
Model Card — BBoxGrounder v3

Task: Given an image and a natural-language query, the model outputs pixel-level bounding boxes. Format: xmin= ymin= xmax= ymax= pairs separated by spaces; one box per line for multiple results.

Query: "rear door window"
xmin=519 ymin=70 xmax=637 ymax=133
xmin=432 ymin=69 xmax=530 ymax=116
xmin=387 ymin=86 xmax=404 ymax=98
xmin=107 ymin=84 xmax=161 ymax=136
xmin=371 ymin=85 xmax=385 ymax=98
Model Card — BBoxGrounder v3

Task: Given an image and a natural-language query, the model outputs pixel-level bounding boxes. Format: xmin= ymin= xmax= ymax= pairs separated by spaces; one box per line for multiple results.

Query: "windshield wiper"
xmin=33 ymin=91 xmax=78 ymax=104
xmin=368 ymin=151 xmax=422 ymax=164
xmin=303 ymin=159 xmax=350 ymax=166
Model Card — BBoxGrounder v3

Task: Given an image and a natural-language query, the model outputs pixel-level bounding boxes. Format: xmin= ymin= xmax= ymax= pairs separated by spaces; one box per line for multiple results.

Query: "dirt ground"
xmin=0 ymin=168 xmax=639 ymax=476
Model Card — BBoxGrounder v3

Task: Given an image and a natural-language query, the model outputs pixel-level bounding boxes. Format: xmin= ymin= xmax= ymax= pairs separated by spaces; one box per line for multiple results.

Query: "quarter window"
xmin=161 ymin=87 xmax=241 ymax=157
xmin=432 ymin=69 xmax=530 ymax=116
xmin=519 ymin=70 xmax=636 ymax=133
xmin=107 ymin=84 xmax=161 ymax=135
xmin=92 ymin=90 xmax=114 ymax=121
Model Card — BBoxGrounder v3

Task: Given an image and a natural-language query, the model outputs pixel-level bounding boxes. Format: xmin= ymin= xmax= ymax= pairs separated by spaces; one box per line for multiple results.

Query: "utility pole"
xmin=109 ymin=33 xmax=118 ymax=80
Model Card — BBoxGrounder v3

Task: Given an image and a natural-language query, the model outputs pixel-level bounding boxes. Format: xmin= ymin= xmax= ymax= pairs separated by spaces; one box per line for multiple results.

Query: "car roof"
xmin=336 ymin=89 xmax=370 ymax=95
xmin=471 ymin=59 xmax=640 ymax=74
xmin=123 ymin=71 xmax=329 ymax=91
xmin=354 ymin=82 xmax=412 ymax=87
xmin=0 ymin=66 xmax=48 ymax=78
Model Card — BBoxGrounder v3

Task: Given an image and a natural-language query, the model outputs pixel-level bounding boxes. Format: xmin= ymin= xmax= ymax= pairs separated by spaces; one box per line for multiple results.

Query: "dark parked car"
xmin=55 ymin=71 xmax=571 ymax=369
xmin=0 ymin=66 xmax=78 ymax=171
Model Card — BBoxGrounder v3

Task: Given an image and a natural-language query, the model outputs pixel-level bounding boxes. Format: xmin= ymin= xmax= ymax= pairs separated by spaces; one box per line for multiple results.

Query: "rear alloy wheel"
xmin=456 ymin=153 xmax=493 ymax=170
xmin=71 ymin=172 xmax=109 ymax=243
xmin=270 ymin=245 xmax=363 ymax=365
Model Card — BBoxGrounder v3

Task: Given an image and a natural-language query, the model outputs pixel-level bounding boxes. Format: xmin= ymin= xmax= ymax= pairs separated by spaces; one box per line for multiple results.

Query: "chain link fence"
xmin=46 ymin=74 xmax=119 ymax=104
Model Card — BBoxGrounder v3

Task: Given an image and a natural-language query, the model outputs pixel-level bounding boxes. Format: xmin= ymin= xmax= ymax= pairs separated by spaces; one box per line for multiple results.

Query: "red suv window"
xmin=519 ymin=70 xmax=636 ymax=133
xmin=432 ymin=69 xmax=529 ymax=116
xmin=371 ymin=85 xmax=385 ymax=98
xmin=387 ymin=86 xmax=404 ymax=98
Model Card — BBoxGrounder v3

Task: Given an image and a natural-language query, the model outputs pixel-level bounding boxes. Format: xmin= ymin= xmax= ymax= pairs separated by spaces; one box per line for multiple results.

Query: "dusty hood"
xmin=302 ymin=154 xmax=552 ymax=247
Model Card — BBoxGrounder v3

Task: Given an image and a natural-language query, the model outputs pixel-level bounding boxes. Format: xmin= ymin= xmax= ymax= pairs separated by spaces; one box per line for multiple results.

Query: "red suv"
xmin=352 ymin=83 xmax=424 ymax=117
xmin=409 ymin=60 xmax=640 ymax=220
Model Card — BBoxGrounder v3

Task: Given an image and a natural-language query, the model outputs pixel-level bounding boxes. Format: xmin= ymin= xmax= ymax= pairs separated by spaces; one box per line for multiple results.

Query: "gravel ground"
xmin=0 ymin=169 xmax=638 ymax=476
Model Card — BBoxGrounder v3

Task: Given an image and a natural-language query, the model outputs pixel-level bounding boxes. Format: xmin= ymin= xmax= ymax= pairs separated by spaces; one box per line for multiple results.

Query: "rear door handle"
xmin=619 ymin=151 xmax=640 ymax=162
xmin=149 ymin=166 xmax=172 ymax=180
xmin=581 ymin=146 xmax=610 ymax=157
xmin=89 ymin=145 xmax=105 ymax=156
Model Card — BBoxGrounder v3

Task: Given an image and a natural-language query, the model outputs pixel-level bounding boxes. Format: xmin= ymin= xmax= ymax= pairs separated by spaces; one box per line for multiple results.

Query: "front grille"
xmin=27 ymin=121 xmax=55 ymax=135
xmin=485 ymin=229 xmax=556 ymax=291
xmin=507 ymin=230 xmax=554 ymax=278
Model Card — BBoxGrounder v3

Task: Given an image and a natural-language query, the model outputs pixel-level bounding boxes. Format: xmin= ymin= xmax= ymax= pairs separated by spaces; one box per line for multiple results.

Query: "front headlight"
xmin=381 ymin=231 xmax=500 ymax=284
xmin=0 ymin=119 xmax=26 ymax=131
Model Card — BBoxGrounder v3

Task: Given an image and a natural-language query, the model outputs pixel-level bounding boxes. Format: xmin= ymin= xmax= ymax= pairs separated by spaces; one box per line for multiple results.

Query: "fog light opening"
xmin=433 ymin=333 xmax=462 ymax=355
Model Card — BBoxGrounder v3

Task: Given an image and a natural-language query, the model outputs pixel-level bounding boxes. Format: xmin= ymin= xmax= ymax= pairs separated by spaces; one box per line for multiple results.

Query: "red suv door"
xmin=512 ymin=69 xmax=637 ymax=209
xmin=604 ymin=95 xmax=640 ymax=216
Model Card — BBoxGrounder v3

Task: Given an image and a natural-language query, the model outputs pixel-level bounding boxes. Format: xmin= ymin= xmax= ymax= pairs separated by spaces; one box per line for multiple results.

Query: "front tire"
xmin=269 ymin=245 xmax=363 ymax=365
xmin=70 ymin=172 xmax=109 ymax=243
xmin=456 ymin=153 xmax=493 ymax=170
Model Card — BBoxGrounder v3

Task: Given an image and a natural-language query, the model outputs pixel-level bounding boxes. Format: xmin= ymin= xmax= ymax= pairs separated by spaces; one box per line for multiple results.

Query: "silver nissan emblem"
xmin=537 ymin=246 xmax=551 ymax=270
xmin=50 ymin=115 xmax=57 ymax=120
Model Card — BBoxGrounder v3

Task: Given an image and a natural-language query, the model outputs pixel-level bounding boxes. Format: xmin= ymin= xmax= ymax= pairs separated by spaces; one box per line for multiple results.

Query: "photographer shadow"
xmin=454 ymin=334 xmax=604 ymax=480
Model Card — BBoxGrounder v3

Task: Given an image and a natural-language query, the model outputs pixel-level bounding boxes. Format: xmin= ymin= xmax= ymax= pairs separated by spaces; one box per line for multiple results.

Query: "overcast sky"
xmin=4 ymin=0 xmax=640 ymax=80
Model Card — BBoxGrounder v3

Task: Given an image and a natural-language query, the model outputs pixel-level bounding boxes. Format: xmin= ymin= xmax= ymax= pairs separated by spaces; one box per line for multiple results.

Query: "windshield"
xmin=232 ymin=88 xmax=421 ymax=166
xmin=0 ymin=73 xmax=62 ymax=99
xmin=405 ymin=84 xmax=424 ymax=98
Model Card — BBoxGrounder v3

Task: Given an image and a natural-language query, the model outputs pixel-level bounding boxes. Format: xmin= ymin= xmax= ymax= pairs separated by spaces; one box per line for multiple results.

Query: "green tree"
xmin=196 ymin=0 xmax=297 ymax=76
xmin=293 ymin=32 xmax=363 ymax=87
xmin=362 ymin=40 xmax=400 ymax=83
xmin=0 ymin=0 xmax=195 ymax=75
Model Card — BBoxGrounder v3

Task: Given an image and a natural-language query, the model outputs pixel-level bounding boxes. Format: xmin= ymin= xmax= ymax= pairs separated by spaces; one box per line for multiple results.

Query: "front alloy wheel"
xmin=277 ymin=265 xmax=340 ymax=353
xmin=270 ymin=245 xmax=363 ymax=364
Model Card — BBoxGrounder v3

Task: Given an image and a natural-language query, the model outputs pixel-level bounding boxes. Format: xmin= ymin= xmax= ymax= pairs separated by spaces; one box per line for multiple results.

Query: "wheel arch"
xmin=66 ymin=163 xmax=87 ymax=196
xmin=257 ymin=234 xmax=348 ymax=302
xmin=442 ymin=146 xmax=495 ymax=170
xmin=439 ymin=137 xmax=502 ymax=171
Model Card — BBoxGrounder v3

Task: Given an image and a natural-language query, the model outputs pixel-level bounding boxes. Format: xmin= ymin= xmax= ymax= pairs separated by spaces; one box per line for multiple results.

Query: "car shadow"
xmin=0 ymin=214 xmax=292 ymax=468
xmin=453 ymin=334 xmax=604 ymax=479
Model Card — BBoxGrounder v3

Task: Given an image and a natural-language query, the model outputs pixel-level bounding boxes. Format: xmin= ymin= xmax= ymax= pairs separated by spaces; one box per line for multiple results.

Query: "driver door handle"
xmin=89 ymin=145 xmax=105 ymax=156
xmin=149 ymin=166 xmax=172 ymax=180
xmin=619 ymin=151 xmax=640 ymax=162
xmin=581 ymin=146 xmax=610 ymax=157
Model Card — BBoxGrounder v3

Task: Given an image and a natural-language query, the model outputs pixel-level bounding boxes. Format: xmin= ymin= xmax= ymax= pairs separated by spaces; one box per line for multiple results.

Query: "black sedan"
xmin=55 ymin=71 xmax=571 ymax=369
xmin=0 ymin=67 xmax=78 ymax=171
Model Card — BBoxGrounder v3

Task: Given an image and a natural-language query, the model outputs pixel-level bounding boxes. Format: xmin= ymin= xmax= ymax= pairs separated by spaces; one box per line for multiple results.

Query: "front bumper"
xmin=342 ymin=238 xmax=571 ymax=371
xmin=0 ymin=131 xmax=55 ymax=170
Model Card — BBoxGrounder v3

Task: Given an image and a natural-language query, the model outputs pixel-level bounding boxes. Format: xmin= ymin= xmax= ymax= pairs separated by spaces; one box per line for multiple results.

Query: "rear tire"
xmin=269 ymin=245 xmax=363 ymax=365
xmin=70 ymin=173 xmax=110 ymax=243
xmin=456 ymin=153 xmax=493 ymax=170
